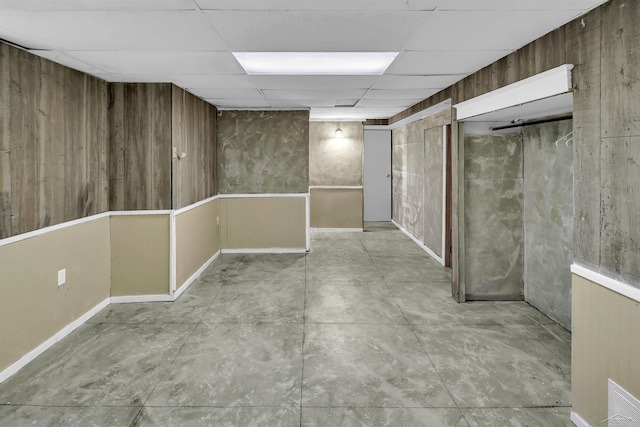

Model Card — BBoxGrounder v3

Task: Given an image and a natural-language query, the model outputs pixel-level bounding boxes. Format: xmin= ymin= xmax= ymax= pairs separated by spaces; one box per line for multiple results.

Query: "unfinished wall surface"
xmin=464 ymin=134 xmax=524 ymax=299
xmin=523 ymin=120 xmax=574 ymax=329
xmin=171 ymin=85 xmax=217 ymax=210
xmin=392 ymin=120 xmax=425 ymax=241
xmin=392 ymin=109 xmax=451 ymax=260
xmin=423 ymin=126 xmax=444 ymax=258
xmin=108 ymin=83 xmax=172 ymax=211
xmin=309 ymin=121 xmax=363 ymax=186
xmin=0 ymin=217 xmax=111 ymax=372
xmin=0 ymin=43 xmax=109 ymax=239
xmin=217 ymin=110 xmax=309 ymax=194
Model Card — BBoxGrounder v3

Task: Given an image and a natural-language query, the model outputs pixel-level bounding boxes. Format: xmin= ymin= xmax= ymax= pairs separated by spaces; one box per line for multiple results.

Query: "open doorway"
xmin=456 ymin=92 xmax=574 ymax=329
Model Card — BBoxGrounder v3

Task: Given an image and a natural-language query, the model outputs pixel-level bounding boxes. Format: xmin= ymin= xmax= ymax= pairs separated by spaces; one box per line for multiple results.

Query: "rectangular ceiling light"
xmin=233 ymin=52 xmax=398 ymax=75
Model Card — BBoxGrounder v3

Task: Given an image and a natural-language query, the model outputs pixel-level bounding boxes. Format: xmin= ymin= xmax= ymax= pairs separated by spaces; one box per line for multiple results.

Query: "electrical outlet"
xmin=58 ymin=269 xmax=66 ymax=286
xmin=216 ymin=216 xmax=219 ymax=225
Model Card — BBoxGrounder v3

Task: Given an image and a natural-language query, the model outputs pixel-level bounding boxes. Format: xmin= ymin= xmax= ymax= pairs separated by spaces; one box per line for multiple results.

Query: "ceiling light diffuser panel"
xmin=233 ymin=52 xmax=398 ymax=75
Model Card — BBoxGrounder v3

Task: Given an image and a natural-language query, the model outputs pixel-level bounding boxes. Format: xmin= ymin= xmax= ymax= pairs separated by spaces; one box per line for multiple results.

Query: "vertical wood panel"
xmin=566 ymin=9 xmax=603 ymax=269
xmin=171 ymin=85 xmax=217 ymax=210
xmin=600 ymin=137 xmax=640 ymax=284
xmin=108 ymin=83 xmax=171 ymax=211
xmin=601 ymin=0 xmax=640 ymax=138
xmin=38 ymin=59 xmax=65 ymax=228
xmin=0 ymin=44 xmax=10 ymax=237
xmin=9 ymin=45 xmax=40 ymax=235
xmin=1 ymin=43 xmax=110 ymax=239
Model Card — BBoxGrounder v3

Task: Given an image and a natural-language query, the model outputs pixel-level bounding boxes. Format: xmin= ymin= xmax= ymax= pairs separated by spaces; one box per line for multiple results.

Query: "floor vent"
xmin=608 ymin=379 xmax=640 ymax=426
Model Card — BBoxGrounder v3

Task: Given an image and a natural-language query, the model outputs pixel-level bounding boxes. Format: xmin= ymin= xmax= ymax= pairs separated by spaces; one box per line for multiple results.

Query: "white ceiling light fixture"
xmin=335 ymin=127 xmax=344 ymax=138
xmin=232 ymin=52 xmax=398 ymax=76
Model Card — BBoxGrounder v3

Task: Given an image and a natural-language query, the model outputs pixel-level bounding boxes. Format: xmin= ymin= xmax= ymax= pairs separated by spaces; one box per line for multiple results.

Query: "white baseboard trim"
xmin=571 ymin=264 xmax=640 ymax=304
xmin=392 ymin=220 xmax=445 ymax=266
xmin=311 ymin=228 xmax=364 ymax=233
xmin=221 ymin=248 xmax=308 ymax=254
xmin=0 ymin=297 xmax=110 ymax=384
xmin=174 ymin=250 xmax=221 ymax=299
xmin=110 ymin=294 xmax=175 ymax=303
xmin=570 ymin=411 xmax=591 ymax=427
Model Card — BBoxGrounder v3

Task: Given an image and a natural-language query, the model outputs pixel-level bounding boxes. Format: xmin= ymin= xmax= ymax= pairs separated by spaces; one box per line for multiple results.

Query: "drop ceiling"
xmin=0 ymin=0 xmax=607 ymax=121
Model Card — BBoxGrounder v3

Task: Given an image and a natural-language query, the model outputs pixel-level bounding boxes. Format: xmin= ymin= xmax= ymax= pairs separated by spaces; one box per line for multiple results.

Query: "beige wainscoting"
xmin=0 ymin=217 xmax=111 ymax=372
xmin=572 ymin=273 xmax=640 ymax=426
xmin=310 ymin=188 xmax=363 ymax=230
xmin=220 ymin=197 xmax=306 ymax=250
xmin=110 ymin=214 xmax=170 ymax=296
xmin=175 ymin=199 xmax=220 ymax=289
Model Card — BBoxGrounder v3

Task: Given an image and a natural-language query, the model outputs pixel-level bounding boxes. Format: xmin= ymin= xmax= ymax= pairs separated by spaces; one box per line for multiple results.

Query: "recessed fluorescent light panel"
xmin=233 ymin=52 xmax=398 ymax=75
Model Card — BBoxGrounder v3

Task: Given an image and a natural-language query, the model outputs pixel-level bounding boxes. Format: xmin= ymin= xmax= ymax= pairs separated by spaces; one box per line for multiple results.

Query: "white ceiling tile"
xmin=434 ymin=0 xmax=607 ymax=11
xmin=372 ymin=75 xmax=464 ymax=90
xmin=405 ymin=10 xmax=577 ymax=51
xmin=310 ymin=107 xmax=399 ymax=120
xmin=363 ymin=89 xmax=440 ymax=100
xmin=0 ymin=28 xmax=51 ymax=50
xmin=249 ymin=75 xmax=378 ymax=90
xmin=0 ymin=0 xmax=195 ymax=11
xmin=30 ymin=50 xmax=106 ymax=75
xmin=263 ymin=89 xmax=367 ymax=101
xmin=386 ymin=50 xmax=508 ymax=75
xmin=269 ymin=99 xmax=340 ymax=108
xmin=175 ymin=75 xmax=257 ymax=90
xmin=196 ymin=0 xmax=438 ymax=11
xmin=203 ymin=10 xmax=430 ymax=51
xmin=60 ymin=51 xmax=245 ymax=75
xmin=1 ymin=0 xmax=606 ymax=117
xmin=0 ymin=11 xmax=226 ymax=51
xmin=209 ymin=99 xmax=272 ymax=108
xmin=357 ymin=99 xmax=424 ymax=107
xmin=188 ymin=88 xmax=264 ymax=100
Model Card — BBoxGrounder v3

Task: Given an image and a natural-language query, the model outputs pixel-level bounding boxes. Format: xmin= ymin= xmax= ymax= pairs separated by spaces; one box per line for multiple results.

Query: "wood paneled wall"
xmin=108 ymin=83 xmax=172 ymax=211
xmin=0 ymin=43 xmax=109 ymax=239
xmin=171 ymin=85 xmax=217 ymax=210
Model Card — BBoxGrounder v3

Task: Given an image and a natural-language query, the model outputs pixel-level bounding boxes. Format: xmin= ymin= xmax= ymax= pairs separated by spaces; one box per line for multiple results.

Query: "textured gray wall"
xmin=217 ymin=110 xmax=309 ymax=194
xmin=523 ymin=121 xmax=574 ymax=329
xmin=392 ymin=120 xmax=425 ymax=241
xmin=309 ymin=121 xmax=363 ymax=186
xmin=423 ymin=126 xmax=444 ymax=257
xmin=464 ymin=134 xmax=524 ymax=299
xmin=392 ymin=110 xmax=451 ymax=257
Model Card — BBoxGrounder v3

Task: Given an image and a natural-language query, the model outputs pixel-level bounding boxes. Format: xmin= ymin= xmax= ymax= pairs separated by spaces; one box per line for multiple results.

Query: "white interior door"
xmin=364 ymin=130 xmax=392 ymax=221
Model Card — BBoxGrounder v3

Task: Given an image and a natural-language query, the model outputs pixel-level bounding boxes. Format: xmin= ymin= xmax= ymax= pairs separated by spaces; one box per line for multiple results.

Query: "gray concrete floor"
xmin=0 ymin=222 xmax=572 ymax=426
